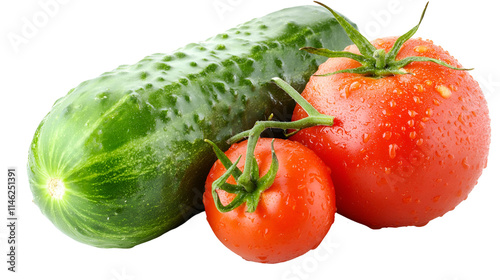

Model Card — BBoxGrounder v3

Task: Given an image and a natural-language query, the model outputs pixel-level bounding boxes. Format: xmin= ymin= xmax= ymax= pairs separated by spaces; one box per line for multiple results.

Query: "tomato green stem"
xmin=303 ymin=1 xmax=472 ymax=78
xmin=206 ymin=78 xmax=334 ymax=213
xmin=231 ymin=77 xmax=333 ymax=194
xmin=374 ymin=49 xmax=386 ymax=69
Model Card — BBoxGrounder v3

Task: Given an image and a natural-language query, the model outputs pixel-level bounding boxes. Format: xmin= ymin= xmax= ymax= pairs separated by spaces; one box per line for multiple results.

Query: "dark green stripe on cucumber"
xmin=27 ymin=5 xmax=356 ymax=248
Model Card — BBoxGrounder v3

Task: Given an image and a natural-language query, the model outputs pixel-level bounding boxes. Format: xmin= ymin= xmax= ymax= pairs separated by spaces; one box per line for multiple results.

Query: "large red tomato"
xmin=204 ymin=138 xmax=336 ymax=263
xmin=292 ymin=37 xmax=490 ymax=228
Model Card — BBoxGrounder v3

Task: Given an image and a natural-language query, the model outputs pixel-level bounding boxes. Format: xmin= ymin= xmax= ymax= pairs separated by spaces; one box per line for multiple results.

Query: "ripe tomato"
xmin=291 ymin=37 xmax=491 ymax=228
xmin=204 ymin=138 xmax=336 ymax=263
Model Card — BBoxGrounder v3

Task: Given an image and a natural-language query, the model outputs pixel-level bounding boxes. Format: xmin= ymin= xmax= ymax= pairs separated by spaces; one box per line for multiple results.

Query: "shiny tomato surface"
xmin=204 ymin=138 xmax=336 ymax=263
xmin=292 ymin=37 xmax=490 ymax=228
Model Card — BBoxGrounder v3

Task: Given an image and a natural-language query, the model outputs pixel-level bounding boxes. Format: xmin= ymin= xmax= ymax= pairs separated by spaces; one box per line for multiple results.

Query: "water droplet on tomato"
xmin=462 ymin=157 xmax=471 ymax=169
xmin=414 ymin=45 xmax=428 ymax=53
xmin=383 ymin=131 xmax=392 ymax=140
xmin=416 ymin=138 xmax=424 ymax=146
xmin=363 ymin=154 xmax=370 ymax=162
xmin=458 ymin=113 xmax=466 ymax=125
xmin=433 ymin=195 xmax=441 ymax=202
xmin=409 ymin=131 xmax=417 ymax=139
xmin=408 ymin=119 xmax=415 ymax=127
xmin=408 ymin=110 xmax=417 ymax=117
xmin=362 ymin=133 xmax=371 ymax=143
xmin=389 ymin=144 xmax=398 ymax=159
xmin=425 ymin=108 xmax=433 ymax=117
xmin=436 ymin=85 xmax=452 ymax=99
xmin=257 ymin=256 xmax=268 ymax=262
xmin=350 ymin=81 xmax=361 ymax=91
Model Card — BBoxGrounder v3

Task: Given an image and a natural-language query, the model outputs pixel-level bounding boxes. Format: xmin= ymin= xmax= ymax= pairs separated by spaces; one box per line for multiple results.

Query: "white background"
xmin=1 ymin=0 xmax=499 ymax=279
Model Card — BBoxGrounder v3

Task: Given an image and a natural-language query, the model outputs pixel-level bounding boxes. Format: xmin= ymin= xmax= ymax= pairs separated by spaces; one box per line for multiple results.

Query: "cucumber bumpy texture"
xmin=28 ymin=5 xmax=356 ymax=248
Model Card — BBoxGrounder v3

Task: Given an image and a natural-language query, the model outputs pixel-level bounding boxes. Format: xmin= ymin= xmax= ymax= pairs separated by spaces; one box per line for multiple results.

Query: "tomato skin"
xmin=204 ymin=138 xmax=335 ymax=263
xmin=291 ymin=37 xmax=491 ymax=228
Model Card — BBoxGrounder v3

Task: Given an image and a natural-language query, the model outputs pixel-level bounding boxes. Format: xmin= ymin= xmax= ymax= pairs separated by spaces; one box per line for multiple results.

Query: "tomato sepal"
xmin=305 ymin=1 xmax=472 ymax=78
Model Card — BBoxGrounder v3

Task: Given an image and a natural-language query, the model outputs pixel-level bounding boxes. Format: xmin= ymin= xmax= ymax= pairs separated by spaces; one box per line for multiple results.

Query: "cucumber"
xmin=28 ymin=5 xmax=356 ymax=248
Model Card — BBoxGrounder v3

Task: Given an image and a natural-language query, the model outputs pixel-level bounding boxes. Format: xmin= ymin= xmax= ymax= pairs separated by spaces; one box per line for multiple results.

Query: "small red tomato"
xmin=204 ymin=138 xmax=335 ymax=263
xmin=292 ymin=37 xmax=490 ymax=228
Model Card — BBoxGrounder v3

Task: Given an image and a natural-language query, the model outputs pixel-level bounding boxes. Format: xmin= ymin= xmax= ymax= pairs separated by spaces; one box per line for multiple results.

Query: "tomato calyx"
xmin=205 ymin=139 xmax=278 ymax=213
xmin=302 ymin=1 xmax=472 ymax=78
xmin=205 ymin=78 xmax=334 ymax=213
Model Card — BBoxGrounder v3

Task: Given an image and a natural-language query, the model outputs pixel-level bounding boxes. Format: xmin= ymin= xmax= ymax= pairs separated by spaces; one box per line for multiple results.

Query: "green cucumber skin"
xmin=28 ymin=5 xmax=355 ymax=248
